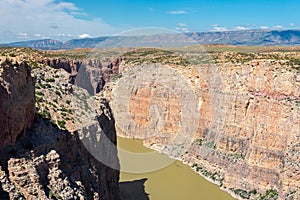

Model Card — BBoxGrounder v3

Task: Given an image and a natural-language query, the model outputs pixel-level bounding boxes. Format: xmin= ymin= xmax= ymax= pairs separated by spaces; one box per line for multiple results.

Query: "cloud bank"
xmin=0 ymin=0 xmax=118 ymax=42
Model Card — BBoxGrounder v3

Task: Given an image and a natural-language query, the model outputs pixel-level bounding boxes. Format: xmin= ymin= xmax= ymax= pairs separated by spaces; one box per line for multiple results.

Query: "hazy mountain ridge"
xmin=3 ymin=30 xmax=300 ymax=50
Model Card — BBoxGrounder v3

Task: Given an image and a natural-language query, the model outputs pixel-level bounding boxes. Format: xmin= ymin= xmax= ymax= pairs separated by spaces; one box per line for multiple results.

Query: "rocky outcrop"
xmin=37 ymin=57 xmax=121 ymax=95
xmin=110 ymin=55 xmax=300 ymax=199
xmin=74 ymin=58 xmax=121 ymax=95
xmin=0 ymin=59 xmax=36 ymax=150
xmin=0 ymin=55 xmax=120 ymax=199
xmin=38 ymin=58 xmax=81 ymax=74
xmin=0 ymin=114 xmax=120 ymax=200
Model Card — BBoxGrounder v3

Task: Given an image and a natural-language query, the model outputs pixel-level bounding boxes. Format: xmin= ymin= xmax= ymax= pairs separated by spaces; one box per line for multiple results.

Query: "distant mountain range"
xmin=3 ymin=29 xmax=300 ymax=50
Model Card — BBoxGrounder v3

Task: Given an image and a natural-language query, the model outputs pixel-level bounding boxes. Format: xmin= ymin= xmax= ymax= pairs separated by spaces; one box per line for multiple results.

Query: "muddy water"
xmin=118 ymin=137 xmax=234 ymax=200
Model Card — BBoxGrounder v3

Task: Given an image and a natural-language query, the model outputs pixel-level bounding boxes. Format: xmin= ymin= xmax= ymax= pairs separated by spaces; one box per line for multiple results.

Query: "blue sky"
xmin=0 ymin=0 xmax=299 ymax=42
xmin=70 ymin=0 xmax=299 ymax=31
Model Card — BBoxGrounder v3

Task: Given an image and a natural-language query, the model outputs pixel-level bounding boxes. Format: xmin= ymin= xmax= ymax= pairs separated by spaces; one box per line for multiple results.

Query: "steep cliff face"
xmin=0 ymin=54 xmax=120 ymax=199
xmin=37 ymin=57 xmax=121 ymax=95
xmin=110 ymin=51 xmax=300 ymax=199
xmin=0 ymin=114 xmax=120 ymax=200
xmin=0 ymin=59 xmax=36 ymax=149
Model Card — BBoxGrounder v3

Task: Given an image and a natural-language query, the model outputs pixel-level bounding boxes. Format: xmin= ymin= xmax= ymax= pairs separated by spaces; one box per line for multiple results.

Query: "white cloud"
xmin=290 ymin=23 xmax=295 ymax=26
xmin=0 ymin=0 xmax=118 ymax=42
xmin=273 ymin=25 xmax=284 ymax=29
xmin=70 ymin=12 xmax=88 ymax=16
xmin=78 ymin=33 xmax=91 ymax=39
xmin=234 ymin=26 xmax=248 ymax=31
xmin=18 ymin=33 xmax=28 ymax=39
xmin=176 ymin=27 xmax=188 ymax=32
xmin=168 ymin=10 xmax=187 ymax=15
xmin=260 ymin=26 xmax=269 ymax=30
xmin=211 ymin=24 xmax=228 ymax=32
xmin=181 ymin=27 xmax=189 ymax=32
xmin=55 ymin=2 xmax=79 ymax=11
xmin=34 ymin=33 xmax=42 ymax=37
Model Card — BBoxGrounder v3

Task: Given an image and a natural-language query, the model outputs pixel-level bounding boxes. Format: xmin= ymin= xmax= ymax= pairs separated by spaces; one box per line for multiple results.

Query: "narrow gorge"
xmin=44 ymin=47 xmax=299 ymax=199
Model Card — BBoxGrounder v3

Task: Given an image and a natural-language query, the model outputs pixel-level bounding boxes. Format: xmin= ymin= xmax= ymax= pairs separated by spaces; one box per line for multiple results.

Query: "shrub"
xmin=112 ymin=74 xmax=122 ymax=81
xmin=9 ymin=53 xmax=16 ymax=57
xmin=40 ymin=109 xmax=51 ymax=119
xmin=260 ymin=189 xmax=278 ymax=200
xmin=35 ymin=96 xmax=44 ymax=103
xmin=60 ymin=107 xmax=72 ymax=114
xmin=57 ymin=120 xmax=66 ymax=129
xmin=195 ymin=138 xmax=204 ymax=146
xmin=46 ymin=78 xmax=55 ymax=82
xmin=65 ymin=100 xmax=71 ymax=105
xmin=55 ymin=90 xmax=62 ymax=97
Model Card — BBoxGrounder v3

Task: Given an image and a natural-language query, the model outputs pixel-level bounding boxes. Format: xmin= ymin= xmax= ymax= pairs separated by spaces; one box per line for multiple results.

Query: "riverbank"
xmin=117 ymin=136 xmax=234 ymax=200
xmin=143 ymin=140 xmax=242 ymax=200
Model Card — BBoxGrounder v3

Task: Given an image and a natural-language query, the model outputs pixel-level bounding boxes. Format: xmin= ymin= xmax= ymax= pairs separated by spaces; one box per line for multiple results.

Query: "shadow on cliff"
xmin=0 ymin=185 xmax=9 ymax=199
xmin=0 ymin=116 xmax=120 ymax=200
xmin=119 ymin=178 xmax=149 ymax=200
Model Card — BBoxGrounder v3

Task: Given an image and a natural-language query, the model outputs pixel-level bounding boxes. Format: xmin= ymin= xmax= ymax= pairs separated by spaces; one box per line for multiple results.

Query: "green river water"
xmin=118 ymin=137 xmax=234 ymax=200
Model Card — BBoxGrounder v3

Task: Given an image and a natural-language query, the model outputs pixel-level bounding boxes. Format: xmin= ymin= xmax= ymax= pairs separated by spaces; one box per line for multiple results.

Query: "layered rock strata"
xmin=0 ymin=57 xmax=120 ymax=200
xmin=110 ymin=57 xmax=300 ymax=199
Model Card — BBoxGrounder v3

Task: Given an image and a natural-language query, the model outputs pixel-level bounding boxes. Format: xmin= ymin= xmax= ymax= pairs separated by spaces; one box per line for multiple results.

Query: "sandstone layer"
xmin=109 ymin=50 xmax=300 ymax=200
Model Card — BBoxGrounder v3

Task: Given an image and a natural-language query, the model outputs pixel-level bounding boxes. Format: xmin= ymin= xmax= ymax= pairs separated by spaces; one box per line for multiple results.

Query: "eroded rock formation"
xmin=0 ymin=115 xmax=120 ymax=200
xmin=0 ymin=56 xmax=120 ymax=199
xmin=37 ymin=57 xmax=121 ymax=95
xmin=0 ymin=59 xmax=36 ymax=149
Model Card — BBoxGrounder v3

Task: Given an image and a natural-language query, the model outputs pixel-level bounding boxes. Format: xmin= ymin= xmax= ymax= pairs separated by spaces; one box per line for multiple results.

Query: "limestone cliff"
xmin=109 ymin=50 xmax=300 ymax=200
xmin=36 ymin=57 xmax=121 ymax=95
xmin=0 ymin=54 xmax=120 ymax=199
xmin=0 ymin=59 xmax=36 ymax=150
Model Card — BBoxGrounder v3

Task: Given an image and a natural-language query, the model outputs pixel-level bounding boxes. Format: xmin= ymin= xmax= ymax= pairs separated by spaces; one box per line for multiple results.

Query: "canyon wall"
xmin=0 ymin=58 xmax=120 ymax=199
xmin=37 ymin=57 xmax=121 ymax=95
xmin=0 ymin=59 xmax=36 ymax=149
xmin=110 ymin=56 xmax=300 ymax=199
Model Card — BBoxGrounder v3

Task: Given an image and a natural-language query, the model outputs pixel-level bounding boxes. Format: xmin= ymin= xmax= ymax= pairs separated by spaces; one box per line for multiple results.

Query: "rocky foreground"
xmin=0 ymin=53 xmax=120 ymax=199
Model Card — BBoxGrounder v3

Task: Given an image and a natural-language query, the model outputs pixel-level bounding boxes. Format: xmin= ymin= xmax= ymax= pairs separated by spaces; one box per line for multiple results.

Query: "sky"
xmin=0 ymin=0 xmax=299 ymax=43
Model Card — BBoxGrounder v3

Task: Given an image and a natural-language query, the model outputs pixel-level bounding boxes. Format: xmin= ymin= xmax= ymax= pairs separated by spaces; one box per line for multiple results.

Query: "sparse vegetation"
xmin=65 ymin=99 xmax=71 ymax=105
xmin=191 ymin=163 xmax=224 ymax=187
xmin=28 ymin=60 xmax=39 ymax=69
xmin=40 ymin=109 xmax=51 ymax=119
xmin=195 ymin=138 xmax=204 ymax=146
xmin=231 ymin=188 xmax=258 ymax=199
xmin=55 ymin=90 xmax=62 ymax=97
xmin=259 ymin=189 xmax=278 ymax=200
xmin=60 ymin=107 xmax=72 ymax=114
xmin=8 ymin=53 xmax=16 ymax=57
xmin=57 ymin=120 xmax=66 ymax=129
xmin=49 ymin=190 xmax=62 ymax=199
xmin=46 ymin=77 xmax=55 ymax=82
xmin=112 ymin=74 xmax=122 ymax=81
xmin=229 ymin=152 xmax=245 ymax=160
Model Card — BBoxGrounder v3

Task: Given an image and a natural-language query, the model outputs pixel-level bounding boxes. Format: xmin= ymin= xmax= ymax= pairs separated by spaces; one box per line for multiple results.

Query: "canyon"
xmin=109 ymin=48 xmax=300 ymax=200
xmin=0 ymin=46 xmax=299 ymax=199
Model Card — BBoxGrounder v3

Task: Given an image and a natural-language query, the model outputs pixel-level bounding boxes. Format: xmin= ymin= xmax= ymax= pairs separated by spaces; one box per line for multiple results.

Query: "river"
xmin=118 ymin=137 xmax=234 ymax=200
